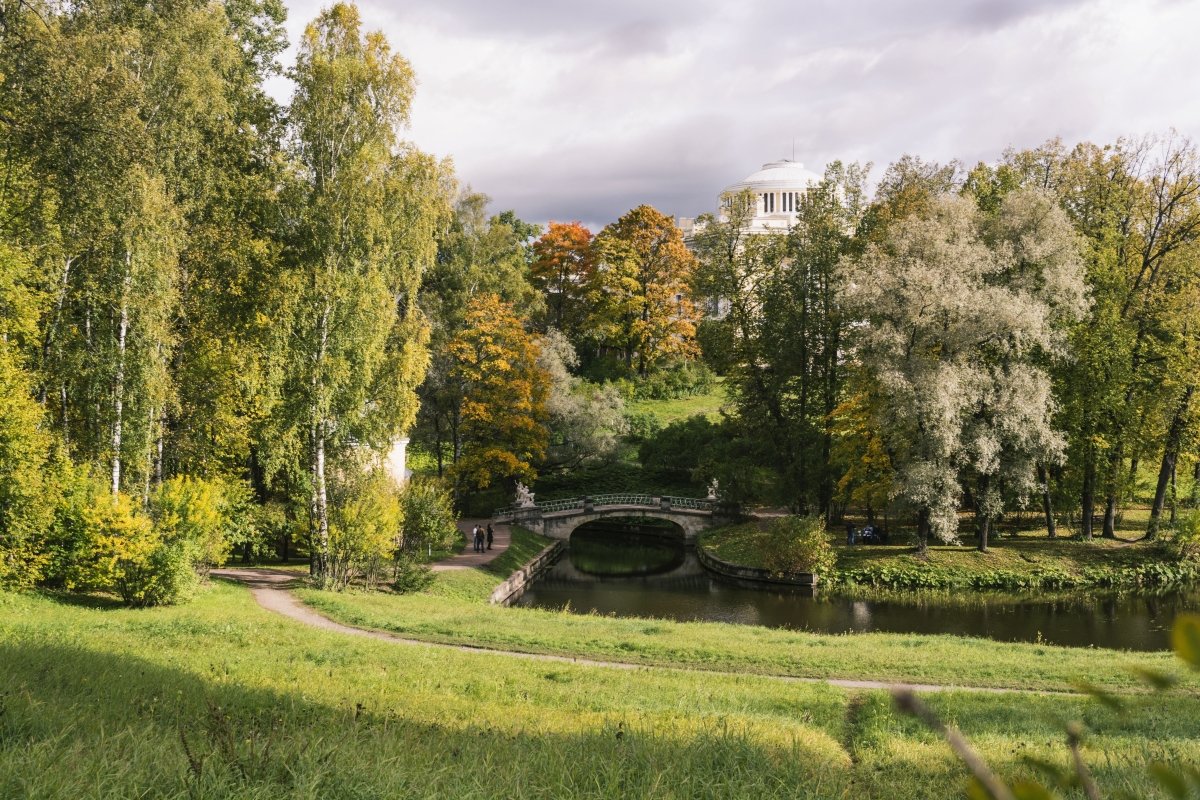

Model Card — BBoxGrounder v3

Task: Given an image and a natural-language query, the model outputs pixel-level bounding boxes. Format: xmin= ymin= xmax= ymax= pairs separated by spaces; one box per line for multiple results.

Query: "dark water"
xmin=516 ymin=527 xmax=1200 ymax=651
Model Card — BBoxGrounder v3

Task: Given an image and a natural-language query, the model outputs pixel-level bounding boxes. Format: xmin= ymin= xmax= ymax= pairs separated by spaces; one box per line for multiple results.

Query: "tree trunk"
xmin=111 ymin=256 xmax=131 ymax=499
xmin=1038 ymin=463 xmax=1057 ymax=539
xmin=39 ymin=255 xmax=74 ymax=405
xmin=312 ymin=418 xmax=330 ymax=578
xmin=1102 ymin=493 xmax=1117 ymax=539
xmin=310 ymin=302 xmax=331 ymax=581
xmin=1170 ymin=460 xmax=1178 ymax=525
xmin=916 ymin=507 xmax=931 ymax=557
xmin=976 ymin=474 xmax=990 ymax=552
xmin=1148 ymin=384 xmax=1193 ymax=539
xmin=1081 ymin=452 xmax=1096 ymax=540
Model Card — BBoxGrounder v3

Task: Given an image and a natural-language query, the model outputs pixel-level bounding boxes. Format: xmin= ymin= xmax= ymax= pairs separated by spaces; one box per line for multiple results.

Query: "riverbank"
xmin=293 ymin=529 xmax=1195 ymax=693
xmin=700 ymin=521 xmax=1199 ymax=591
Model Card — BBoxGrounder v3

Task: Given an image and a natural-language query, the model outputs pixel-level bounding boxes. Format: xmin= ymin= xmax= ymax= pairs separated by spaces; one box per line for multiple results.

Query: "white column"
xmin=384 ymin=437 xmax=410 ymax=485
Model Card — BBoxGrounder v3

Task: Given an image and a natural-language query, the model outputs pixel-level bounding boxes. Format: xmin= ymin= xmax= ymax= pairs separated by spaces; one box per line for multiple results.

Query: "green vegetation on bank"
xmin=6 ymin=584 xmax=1199 ymax=799
xmin=701 ymin=520 xmax=1200 ymax=591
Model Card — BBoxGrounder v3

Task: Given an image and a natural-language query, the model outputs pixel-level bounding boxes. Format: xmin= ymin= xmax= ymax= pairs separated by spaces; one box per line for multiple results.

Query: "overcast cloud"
xmin=268 ymin=0 xmax=1200 ymax=230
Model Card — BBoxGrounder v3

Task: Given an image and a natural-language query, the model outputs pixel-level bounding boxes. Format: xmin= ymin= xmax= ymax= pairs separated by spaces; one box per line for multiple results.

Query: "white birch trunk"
xmin=311 ymin=301 xmax=332 ymax=578
xmin=111 ymin=254 xmax=131 ymax=499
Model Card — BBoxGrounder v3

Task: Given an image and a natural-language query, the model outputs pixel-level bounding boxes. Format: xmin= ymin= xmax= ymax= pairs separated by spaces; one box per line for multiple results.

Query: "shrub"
xmin=1164 ymin=511 xmax=1200 ymax=562
xmin=150 ymin=476 xmax=230 ymax=580
xmin=327 ymin=470 xmax=402 ymax=590
xmin=631 ymin=361 xmax=716 ymax=401
xmin=638 ymin=415 xmax=720 ymax=483
xmin=758 ymin=516 xmax=837 ymax=578
xmin=0 ymin=342 xmax=54 ymax=589
xmin=623 ymin=411 xmax=662 ymax=443
xmin=398 ymin=477 xmax=459 ymax=556
xmin=75 ymin=487 xmax=198 ymax=607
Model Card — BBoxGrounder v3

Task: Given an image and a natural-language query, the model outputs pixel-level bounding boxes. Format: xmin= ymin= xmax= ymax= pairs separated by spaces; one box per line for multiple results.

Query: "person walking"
xmin=472 ymin=525 xmax=482 ymax=552
xmin=486 ymin=523 xmax=494 ymax=551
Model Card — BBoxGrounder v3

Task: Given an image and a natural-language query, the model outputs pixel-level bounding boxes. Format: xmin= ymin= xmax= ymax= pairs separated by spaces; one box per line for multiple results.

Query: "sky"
xmin=269 ymin=0 xmax=1200 ymax=232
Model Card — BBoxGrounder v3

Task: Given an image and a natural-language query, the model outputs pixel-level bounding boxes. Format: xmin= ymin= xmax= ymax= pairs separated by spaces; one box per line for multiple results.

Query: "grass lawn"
xmin=625 ymin=380 xmax=728 ymax=426
xmin=5 ymin=580 xmax=1200 ymax=798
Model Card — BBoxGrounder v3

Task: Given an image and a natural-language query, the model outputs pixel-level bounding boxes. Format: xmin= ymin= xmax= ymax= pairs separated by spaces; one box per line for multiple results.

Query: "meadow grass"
xmin=625 ymin=381 xmax=728 ymax=426
xmin=4 ymin=583 xmax=1199 ymax=799
xmin=295 ymin=530 xmax=1197 ymax=694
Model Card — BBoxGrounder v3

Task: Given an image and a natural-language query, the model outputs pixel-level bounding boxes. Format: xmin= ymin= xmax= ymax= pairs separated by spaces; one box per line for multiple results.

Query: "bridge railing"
xmin=588 ymin=493 xmax=657 ymax=508
xmin=494 ymin=493 xmax=714 ymax=520
xmin=662 ymin=496 xmax=715 ymax=511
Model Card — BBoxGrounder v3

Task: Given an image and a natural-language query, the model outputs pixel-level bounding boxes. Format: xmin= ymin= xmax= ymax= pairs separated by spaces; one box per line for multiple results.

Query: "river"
xmin=515 ymin=525 xmax=1200 ymax=651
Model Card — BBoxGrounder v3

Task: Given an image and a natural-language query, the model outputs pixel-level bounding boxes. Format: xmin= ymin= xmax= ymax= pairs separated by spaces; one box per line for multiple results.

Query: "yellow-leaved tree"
xmin=448 ymin=294 xmax=550 ymax=492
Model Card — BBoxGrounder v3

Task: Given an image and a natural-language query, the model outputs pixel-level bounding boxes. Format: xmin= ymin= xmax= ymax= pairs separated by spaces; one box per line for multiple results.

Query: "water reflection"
xmin=515 ymin=529 xmax=1200 ymax=651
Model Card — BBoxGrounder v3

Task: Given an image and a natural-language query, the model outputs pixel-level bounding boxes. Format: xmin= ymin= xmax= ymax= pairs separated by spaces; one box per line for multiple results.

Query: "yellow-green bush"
xmin=327 ymin=470 xmax=402 ymax=589
xmin=759 ymin=515 xmax=837 ymax=578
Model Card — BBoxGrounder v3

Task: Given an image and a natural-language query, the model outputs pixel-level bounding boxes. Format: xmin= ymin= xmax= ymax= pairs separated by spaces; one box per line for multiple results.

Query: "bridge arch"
xmin=494 ymin=494 xmax=723 ymax=544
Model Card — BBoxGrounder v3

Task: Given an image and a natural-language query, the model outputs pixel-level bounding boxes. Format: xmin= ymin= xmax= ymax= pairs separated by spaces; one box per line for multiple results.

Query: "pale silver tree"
xmin=844 ymin=190 xmax=1087 ymax=551
xmin=537 ymin=328 xmax=628 ymax=469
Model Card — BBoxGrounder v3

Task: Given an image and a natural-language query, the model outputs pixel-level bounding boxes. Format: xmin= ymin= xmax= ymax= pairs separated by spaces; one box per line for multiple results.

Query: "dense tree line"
xmin=691 ymin=137 xmax=1200 ymax=551
xmin=2 ymin=0 xmax=1196 ymax=599
xmin=0 ymin=0 xmax=465 ymax=596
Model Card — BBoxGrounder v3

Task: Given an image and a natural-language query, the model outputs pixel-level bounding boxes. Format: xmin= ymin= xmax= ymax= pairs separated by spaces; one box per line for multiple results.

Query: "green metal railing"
xmin=493 ymin=494 xmax=714 ymax=520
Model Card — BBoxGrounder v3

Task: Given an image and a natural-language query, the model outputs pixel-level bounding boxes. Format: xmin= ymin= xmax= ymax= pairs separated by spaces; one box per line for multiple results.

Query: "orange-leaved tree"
xmin=530 ymin=221 xmax=594 ymax=338
xmin=447 ymin=294 xmax=550 ymax=492
xmin=587 ymin=205 xmax=700 ymax=376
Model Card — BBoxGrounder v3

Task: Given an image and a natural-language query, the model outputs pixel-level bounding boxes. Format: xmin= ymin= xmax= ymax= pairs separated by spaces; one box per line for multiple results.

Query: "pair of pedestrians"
xmin=471 ymin=523 xmax=494 ymax=553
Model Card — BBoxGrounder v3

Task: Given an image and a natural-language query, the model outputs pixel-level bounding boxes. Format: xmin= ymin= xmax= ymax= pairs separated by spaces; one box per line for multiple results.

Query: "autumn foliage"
xmin=448 ymin=294 xmax=550 ymax=489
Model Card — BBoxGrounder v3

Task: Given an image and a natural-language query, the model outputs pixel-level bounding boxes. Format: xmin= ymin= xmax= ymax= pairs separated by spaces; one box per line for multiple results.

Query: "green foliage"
xmin=623 ymin=410 xmax=663 ymax=443
xmin=586 ymin=205 xmax=700 ymax=377
xmin=398 ymin=476 xmax=459 ymax=556
xmin=611 ymin=360 xmax=716 ymax=401
xmin=0 ymin=342 xmax=53 ymax=589
xmin=757 ymin=516 xmax=837 ymax=577
xmin=1175 ymin=613 xmax=1200 ymax=670
xmin=326 ymin=470 xmax=403 ymax=590
xmin=150 ymin=477 xmax=231 ymax=580
xmin=835 ymin=560 xmax=1200 ymax=592
xmin=1165 ymin=511 xmax=1200 ymax=562
xmin=638 ymin=415 xmax=722 ymax=484
xmin=75 ymin=486 xmax=198 ymax=607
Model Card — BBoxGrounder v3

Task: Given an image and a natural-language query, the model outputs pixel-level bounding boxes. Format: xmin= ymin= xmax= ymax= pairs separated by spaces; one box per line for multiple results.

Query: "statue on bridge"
xmin=515 ymin=481 xmax=536 ymax=508
xmin=706 ymin=478 xmax=720 ymax=501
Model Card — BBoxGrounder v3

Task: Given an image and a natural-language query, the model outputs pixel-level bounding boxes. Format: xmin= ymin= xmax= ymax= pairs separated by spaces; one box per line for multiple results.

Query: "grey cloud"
xmin=277 ymin=0 xmax=1200 ymax=228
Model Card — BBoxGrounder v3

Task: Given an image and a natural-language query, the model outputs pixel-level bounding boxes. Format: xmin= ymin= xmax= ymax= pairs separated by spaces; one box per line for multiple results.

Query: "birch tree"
xmin=278 ymin=3 xmax=446 ymax=586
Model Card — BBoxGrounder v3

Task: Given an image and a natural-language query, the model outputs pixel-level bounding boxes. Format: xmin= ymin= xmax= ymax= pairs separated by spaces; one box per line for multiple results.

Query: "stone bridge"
xmin=493 ymin=493 xmax=723 ymax=544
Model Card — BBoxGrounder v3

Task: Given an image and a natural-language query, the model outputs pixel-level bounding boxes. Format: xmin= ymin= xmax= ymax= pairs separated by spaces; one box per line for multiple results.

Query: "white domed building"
xmin=679 ymin=159 xmax=824 ymax=238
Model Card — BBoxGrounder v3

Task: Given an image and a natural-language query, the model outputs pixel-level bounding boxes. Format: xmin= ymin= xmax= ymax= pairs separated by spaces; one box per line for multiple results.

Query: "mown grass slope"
xmin=5 ymin=583 xmax=1200 ymax=799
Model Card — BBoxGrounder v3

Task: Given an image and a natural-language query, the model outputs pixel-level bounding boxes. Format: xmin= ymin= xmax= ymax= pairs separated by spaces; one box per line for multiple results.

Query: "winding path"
xmin=209 ymin=566 xmax=1066 ymax=696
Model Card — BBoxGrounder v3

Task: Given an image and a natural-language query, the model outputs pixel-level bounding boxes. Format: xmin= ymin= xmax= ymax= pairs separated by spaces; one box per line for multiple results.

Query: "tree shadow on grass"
xmin=32 ymin=589 xmax=127 ymax=610
xmin=0 ymin=639 xmax=853 ymax=799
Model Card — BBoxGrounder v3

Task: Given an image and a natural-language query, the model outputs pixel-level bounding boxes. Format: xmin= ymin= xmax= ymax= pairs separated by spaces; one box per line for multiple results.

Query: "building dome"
xmin=717 ymin=159 xmax=824 ymax=233
xmin=723 ymin=159 xmax=823 ymax=194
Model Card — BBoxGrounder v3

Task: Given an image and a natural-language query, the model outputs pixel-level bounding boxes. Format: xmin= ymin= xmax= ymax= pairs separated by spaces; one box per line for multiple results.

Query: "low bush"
xmin=623 ymin=410 xmax=662 ymax=442
xmin=327 ymin=470 xmax=402 ymax=590
xmin=832 ymin=560 xmax=1200 ymax=591
xmin=1164 ymin=511 xmax=1200 ymax=561
xmin=759 ymin=516 xmax=837 ymax=578
xmin=608 ymin=360 xmax=717 ymax=402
